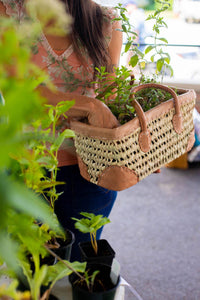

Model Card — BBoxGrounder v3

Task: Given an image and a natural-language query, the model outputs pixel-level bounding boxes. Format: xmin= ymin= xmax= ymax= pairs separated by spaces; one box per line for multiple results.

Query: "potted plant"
xmin=70 ymin=0 xmax=196 ymax=191
xmin=12 ymin=99 xmax=76 ymax=263
xmin=4 ymin=211 xmax=86 ymax=300
xmin=69 ymin=262 xmax=120 ymax=300
xmin=72 ymin=212 xmax=115 ymax=267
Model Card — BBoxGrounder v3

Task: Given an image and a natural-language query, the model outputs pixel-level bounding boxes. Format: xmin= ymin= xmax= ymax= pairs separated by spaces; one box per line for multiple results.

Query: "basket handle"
xmin=130 ymin=83 xmax=183 ymax=153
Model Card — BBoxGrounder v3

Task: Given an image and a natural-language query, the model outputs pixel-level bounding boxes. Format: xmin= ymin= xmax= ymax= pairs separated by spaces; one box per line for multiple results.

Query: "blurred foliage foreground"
xmin=0 ymin=1 xmax=86 ymax=299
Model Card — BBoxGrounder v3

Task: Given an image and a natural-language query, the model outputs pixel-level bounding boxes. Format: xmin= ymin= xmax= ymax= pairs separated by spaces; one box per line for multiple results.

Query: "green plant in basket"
xmin=95 ymin=67 xmax=172 ymax=124
xmin=95 ymin=66 xmax=136 ymax=124
xmin=95 ymin=0 xmax=174 ymax=125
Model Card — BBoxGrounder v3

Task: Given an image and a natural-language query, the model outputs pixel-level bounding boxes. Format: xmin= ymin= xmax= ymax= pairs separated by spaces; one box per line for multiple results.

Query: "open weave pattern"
xmin=74 ymin=99 xmax=195 ymax=184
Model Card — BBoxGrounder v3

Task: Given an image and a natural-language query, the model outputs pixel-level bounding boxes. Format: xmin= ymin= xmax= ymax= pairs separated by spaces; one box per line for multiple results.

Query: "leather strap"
xmin=131 ymin=83 xmax=183 ymax=133
xmin=130 ymin=83 xmax=183 ymax=152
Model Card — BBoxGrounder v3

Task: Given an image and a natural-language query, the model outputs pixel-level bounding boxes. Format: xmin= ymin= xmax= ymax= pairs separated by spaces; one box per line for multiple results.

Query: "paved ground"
xmin=103 ymin=165 xmax=200 ymax=300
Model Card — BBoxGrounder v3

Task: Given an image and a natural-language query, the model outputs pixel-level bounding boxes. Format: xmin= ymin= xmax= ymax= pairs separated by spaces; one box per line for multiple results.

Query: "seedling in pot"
xmin=72 ymin=212 xmax=110 ymax=255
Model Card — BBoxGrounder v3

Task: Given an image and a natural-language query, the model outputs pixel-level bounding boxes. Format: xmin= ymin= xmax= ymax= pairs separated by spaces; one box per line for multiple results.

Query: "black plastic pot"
xmin=41 ymin=229 xmax=75 ymax=266
xmin=54 ymin=229 xmax=75 ymax=262
xmin=69 ymin=263 xmax=120 ymax=300
xmin=79 ymin=239 xmax=115 ymax=267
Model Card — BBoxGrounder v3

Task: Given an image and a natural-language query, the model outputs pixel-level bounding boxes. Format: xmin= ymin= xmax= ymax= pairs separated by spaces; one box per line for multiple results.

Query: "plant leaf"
xmin=129 ymin=55 xmax=139 ymax=68
xmin=43 ymin=261 xmax=86 ymax=288
xmin=156 ymin=59 xmax=164 ymax=72
xmin=0 ymin=173 xmax=62 ymax=233
xmin=145 ymin=45 xmax=153 ymax=54
xmin=125 ymin=41 xmax=132 ymax=52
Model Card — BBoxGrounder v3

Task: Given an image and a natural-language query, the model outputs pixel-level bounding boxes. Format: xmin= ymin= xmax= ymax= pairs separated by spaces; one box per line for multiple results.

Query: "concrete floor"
xmin=103 ymin=165 xmax=200 ymax=300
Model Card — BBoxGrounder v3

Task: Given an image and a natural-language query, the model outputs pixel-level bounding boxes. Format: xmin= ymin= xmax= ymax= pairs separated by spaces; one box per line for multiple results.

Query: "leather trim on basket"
xmin=97 ymin=166 xmax=139 ymax=191
xmin=186 ymin=129 xmax=195 ymax=152
xmin=139 ymin=130 xmax=151 ymax=152
xmin=172 ymin=114 xmax=183 ymax=134
xmin=71 ymin=89 xmax=196 ymax=140
xmin=77 ymin=155 xmax=91 ymax=182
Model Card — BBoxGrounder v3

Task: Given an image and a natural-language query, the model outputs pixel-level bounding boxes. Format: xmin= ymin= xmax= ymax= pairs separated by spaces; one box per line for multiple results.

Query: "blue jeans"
xmin=54 ymin=164 xmax=117 ymax=261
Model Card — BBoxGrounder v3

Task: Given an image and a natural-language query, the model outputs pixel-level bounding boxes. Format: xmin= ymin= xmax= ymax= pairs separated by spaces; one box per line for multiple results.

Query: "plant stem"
xmin=90 ymin=232 xmax=98 ymax=255
xmin=44 ymin=245 xmax=85 ymax=280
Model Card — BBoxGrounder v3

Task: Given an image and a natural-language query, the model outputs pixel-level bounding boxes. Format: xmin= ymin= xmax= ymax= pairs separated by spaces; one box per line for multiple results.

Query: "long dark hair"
xmin=63 ymin=0 xmax=111 ymax=72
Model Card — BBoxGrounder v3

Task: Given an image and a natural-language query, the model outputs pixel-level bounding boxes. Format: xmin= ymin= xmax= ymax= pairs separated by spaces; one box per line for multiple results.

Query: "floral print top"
xmin=1 ymin=0 xmax=118 ymax=165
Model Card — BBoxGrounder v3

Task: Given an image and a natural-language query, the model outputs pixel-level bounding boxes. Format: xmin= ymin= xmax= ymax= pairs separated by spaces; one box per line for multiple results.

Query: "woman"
xmin=0 ymin=0 xmax=123 ymax=260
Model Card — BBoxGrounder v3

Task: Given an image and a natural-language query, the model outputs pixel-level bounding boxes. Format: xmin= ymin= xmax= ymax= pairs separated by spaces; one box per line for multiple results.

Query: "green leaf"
xmin=61 ymin=129 xmax=75 ymax=139
xmin=156 ymin=59 xmax=164 ymax=72
xmin=129 ymin=55 xmax=139 ymax=68
xmin=150 ymin=54 xmax=155 ymax=62
xmin=20 ymin=255 xmax=33 ymax=288
xmin=57 ymin=100 xmax=75 ymax=115
xmin=168 ymin=65 xmax=174 ymax=77
xmin=145 ymin=45 xmax=154 ymax=54
xmin=43 ymin=261 xmax=86 ymax=289
xmin=32 ymin=264 xmax=48 ymax=300
xmin=90 ymin=270 xmax=100 ymax=288
xmin=51 ymin=129 xmax=75 ymax=151
xmin=0 ymin=232 xmax=19 ymax=272
xmin=48 ymin=108 xmax=54 ymax=122
xmin=72 ymin=220 xmax=91 ymax=233
xmin=122 ymin=25 xmax=127 ymax=33
xmin=125 ymin=41 xmax=132 ymax=53
xmin=0 ymin=173 xmax=61 ymax=233
xmin=158 ymin=37 xmax=168 ymax=44
xmin=80 ymin=212 xmax=96 ymax=219
xmin=41 ymin=116 xmax=52 ymax=129
xmin=72 ymin=212 xmax=110 ymax=234
xmin=36 ymin=156 xmax=55 ymax=166
xmin=164 ymin=57 xmax=170 ymax=64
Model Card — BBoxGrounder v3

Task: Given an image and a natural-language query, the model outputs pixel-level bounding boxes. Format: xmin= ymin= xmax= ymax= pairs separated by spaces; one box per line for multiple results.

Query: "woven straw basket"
xmin=70 ymin=83 xmax=196 ymax=191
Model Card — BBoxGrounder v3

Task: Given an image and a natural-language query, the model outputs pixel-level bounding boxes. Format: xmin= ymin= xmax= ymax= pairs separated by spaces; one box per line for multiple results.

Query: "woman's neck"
xmin=44 ymin=34 xmax=72 ymax=51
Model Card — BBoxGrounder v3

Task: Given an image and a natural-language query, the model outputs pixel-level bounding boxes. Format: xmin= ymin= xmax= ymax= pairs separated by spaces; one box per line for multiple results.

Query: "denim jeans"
xmin=54 ymin=164 xmax=117 ymax=261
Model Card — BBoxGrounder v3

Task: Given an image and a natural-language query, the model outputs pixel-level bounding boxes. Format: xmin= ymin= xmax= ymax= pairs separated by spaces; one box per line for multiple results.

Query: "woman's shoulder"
xmin=99 ymin=6 xmax=119 ymax=44
xmin=101 ymin=6 xmax=118 ymax=22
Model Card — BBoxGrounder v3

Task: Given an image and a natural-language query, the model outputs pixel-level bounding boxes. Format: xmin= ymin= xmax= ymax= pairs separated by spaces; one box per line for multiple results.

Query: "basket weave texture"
xmin=71 ymin=84 xmax=196 ymax=191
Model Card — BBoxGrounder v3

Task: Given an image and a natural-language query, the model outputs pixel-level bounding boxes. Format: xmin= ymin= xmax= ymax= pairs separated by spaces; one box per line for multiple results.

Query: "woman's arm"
xmin=101 ymin=19 xmax=123 ymax=101
xmin=108 ymin=19 xmax=123 ymax=72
